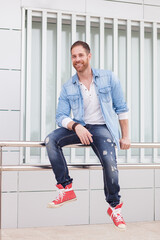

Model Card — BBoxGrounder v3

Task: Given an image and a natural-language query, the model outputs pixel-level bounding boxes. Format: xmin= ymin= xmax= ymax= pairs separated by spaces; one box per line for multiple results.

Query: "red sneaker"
xmin=47 ymin=183 xmax=77 ymax=208
xmin=107 ymin=203 xmax=126 ymax=230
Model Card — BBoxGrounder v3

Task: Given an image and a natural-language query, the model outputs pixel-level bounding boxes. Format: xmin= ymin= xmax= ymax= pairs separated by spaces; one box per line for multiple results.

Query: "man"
xmin=45 ymin=41 xmax=130 ymax=230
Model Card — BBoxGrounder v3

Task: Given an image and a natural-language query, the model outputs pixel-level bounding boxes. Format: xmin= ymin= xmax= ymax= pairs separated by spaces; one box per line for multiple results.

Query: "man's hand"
xmin=120 ymin=138 xmax=130 ymax=150
xmin=119 ymin=119 xmax=130 ymax=150
xmin=75 ymin=124 xmax=93 ymax=145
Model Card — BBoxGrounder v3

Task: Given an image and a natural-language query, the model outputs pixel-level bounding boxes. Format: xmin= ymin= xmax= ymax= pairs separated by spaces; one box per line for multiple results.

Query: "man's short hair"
xmin=71 ymin=41 xmax=90 ymax=54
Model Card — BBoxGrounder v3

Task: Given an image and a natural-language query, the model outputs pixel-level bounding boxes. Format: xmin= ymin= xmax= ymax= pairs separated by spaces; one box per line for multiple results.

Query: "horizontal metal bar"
xmin=1 ymin=163 xmax=160 ymax=171
xmin=1 ymin=141 xmax=160 ymax=148
xmin=0 ymin=141 xmax=45 ymax=148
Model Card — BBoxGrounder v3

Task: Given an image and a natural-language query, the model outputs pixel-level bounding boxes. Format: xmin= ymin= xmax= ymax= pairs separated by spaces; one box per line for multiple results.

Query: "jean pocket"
xmin=99 ymin=86 xmax=111 ymax=103
xmin=67 ymin=94 xmax=79 ymax=110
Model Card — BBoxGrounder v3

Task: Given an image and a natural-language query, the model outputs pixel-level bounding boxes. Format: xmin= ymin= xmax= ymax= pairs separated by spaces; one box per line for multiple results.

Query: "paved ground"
xmin=1 ymin=221 xmax=160 ymax=240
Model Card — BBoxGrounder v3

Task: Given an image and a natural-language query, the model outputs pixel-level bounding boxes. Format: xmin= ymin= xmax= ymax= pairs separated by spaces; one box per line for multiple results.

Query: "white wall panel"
xmin=19 ymin=170 xmax=89 ymax=191
xmin=108 ymin=0 xmax=143 ymax=3
xmin=0 ymin=30 xmax=21 ymax=69
xmin=21 ymin=0 xmax=86 ymax=13
xmin=155 ymin=170 xmax=160 ymax=187
xmin=0 ymin=111 xmax=20 ymax=140
xmin=2 ymin=172 xmax=18 ymax=192
xmin=0 ymin=70 xmax=20 ymax=110
xmin=155 ymin=189 xmax=160 ymax=220
xmin=18 ymin=191 xmax=89 ymax=227
xmin=144 ymin=5 xmax=160 ymax=21
xmin=19 ymin=171 xmax=56 ymax=191
xmin=90 ymin=190 xmax=110 ymax=224
xmin=90 ymin=188 xmax=154 ymax=224
xmin=119 ymin=169 xmax=154 ymax=188
xmin=90 ymin=169 xmax=154 ymax=190
xmin=144 ymin=0 xmax=160 ymax=6
xmin=2 ymin=151 xmax=20 ymax=165
xmin=70 ymin=170 xmax=90 ymax=190
xmin=2 ymin=193 xmax=18 ymax=228
xmin=90 ymin=170 xmax=103 ymax=189
xmin=90 ymin=170 xmax=154 ymax=223
xmin=121 ymin=188 xmax=154 ymax=222
xmin=0 ymin=0 xmax=21 ymax=29
xmin=86 ymin=0 xmax=143 ymax=20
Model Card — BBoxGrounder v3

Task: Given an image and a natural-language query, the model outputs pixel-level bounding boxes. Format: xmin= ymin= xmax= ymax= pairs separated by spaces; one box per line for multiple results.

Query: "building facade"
xmin=0 ymin=0 xmax=160 ymax=228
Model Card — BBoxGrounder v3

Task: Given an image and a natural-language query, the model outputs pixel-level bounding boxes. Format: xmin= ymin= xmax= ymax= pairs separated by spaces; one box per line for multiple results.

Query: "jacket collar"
xmin=72 ymin=68 xmax=99 ymax=84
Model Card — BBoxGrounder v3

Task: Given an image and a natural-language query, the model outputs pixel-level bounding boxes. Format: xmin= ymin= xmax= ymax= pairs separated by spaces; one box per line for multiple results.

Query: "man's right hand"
xmin=74 ymin=124 xmax=93 ymax=145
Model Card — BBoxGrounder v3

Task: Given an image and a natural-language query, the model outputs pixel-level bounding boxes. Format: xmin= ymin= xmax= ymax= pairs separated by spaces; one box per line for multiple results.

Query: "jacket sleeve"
xmin=56 ymin=85 xmax=72 ymax=127
xmin=110 ymin=72 xmax=129 ymax=114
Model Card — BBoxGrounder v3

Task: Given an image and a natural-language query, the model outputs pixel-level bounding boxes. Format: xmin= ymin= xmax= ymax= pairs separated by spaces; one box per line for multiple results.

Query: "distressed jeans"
xmin=45 ymin=124 xmax=120 ymax=207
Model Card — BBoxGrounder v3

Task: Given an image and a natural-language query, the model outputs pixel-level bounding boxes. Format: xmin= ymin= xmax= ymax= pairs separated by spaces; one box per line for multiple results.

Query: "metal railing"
xmin=1 ymin=141 xmax=160 ymax=229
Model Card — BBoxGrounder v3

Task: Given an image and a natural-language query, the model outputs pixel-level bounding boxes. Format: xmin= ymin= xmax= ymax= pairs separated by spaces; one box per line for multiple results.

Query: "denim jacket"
xmin=56 ymin=68 xmax=128 ymax=149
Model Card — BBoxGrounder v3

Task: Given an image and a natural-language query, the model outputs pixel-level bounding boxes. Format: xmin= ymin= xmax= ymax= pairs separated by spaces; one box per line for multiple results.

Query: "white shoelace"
xmin=55 ymin=189 xmax=65 ymax=202
xmin=55 ymin=187 xmax=72 ymax=202
xmin=111 ymin=208 xmax=123 ymax=222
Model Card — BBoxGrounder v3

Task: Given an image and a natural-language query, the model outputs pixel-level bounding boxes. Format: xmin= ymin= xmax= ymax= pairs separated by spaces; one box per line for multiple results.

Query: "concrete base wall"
xmin=2 ymin=169 xmax=160 ymax=228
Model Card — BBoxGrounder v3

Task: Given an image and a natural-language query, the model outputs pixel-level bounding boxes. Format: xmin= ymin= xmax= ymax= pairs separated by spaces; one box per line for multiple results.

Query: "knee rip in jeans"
xmin=45 ymin=137 xmax=50 ymax=145
xmin=111 ymin=165 xmax=117 ymax=172
xmin=103 ymin=150 xmax=108 ymax=155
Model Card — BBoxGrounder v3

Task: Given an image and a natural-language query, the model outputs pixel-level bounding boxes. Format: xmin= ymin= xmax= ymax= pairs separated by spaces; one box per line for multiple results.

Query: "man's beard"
xmin=73 ymin=61 xmax=89 ymax=72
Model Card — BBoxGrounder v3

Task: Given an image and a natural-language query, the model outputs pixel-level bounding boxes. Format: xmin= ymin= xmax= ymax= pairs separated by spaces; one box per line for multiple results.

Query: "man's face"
xmin=71 ymin=45 xmax=91 ymax=73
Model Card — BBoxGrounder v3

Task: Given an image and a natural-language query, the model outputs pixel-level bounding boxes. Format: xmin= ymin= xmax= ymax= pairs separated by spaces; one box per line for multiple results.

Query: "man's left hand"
xmin=120 ymin=138 xmax=130 ymax=150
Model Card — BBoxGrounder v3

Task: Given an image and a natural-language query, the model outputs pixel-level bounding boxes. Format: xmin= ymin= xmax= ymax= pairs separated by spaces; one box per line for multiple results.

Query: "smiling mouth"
xmin=76 ymin=64 xmax=83 ymax=67
xmin=75 ymin=62 xmax=84 ymax=67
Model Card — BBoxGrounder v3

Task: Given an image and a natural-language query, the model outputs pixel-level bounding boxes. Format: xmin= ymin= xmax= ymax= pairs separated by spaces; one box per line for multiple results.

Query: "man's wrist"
xmin=72 ymin=122 xmax=80 ymax=132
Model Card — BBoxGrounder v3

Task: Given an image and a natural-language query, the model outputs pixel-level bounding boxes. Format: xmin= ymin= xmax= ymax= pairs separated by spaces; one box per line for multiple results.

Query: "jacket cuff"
xmin=62 ymin=117 xmax=73 ymax=128
xmin=118 ymin=112 xmax=128 ymax=120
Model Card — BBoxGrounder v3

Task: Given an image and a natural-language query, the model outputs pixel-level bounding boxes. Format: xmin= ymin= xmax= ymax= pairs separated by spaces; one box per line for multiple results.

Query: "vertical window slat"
xmin=140 ymin=21 xmax=145 ymax=162
xmin=153 ymin=22 xmax=158 ymax=162
xmin=100 ymin=17 xmax=104 ymax=69
xmin=86 ymin=15 xmax=90 ymax=45
xmin=56 ymin=12 xmax=62 ymax=103
xmin=25 ymin=9 xmax=32 ymax=163
xmin=85 ymin=15 xmax=91 ymax=163
xmin=41 ymin=11 xmax=47 ymax=162
xmin=20 ymin=8 xmax=26 ymax=164
xmin=71 ymin=14 xmax=76 ymax=163
xmin=126 ymin=20 xmax=131 ymax=163
xmin=113 ymin=19 xmax=118 ymax=75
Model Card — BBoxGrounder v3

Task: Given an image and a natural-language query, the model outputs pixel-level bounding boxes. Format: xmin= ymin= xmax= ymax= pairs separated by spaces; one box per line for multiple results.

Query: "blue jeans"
xmin=45 ymin=124 xmax=120 ymax=207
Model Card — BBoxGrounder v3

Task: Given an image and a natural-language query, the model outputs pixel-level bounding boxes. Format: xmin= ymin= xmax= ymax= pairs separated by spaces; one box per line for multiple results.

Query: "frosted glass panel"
xmin=118 ymin=27 xmax=127 ymax=99
xmin=76 ymin=23 xmax=85 ymax=41
xmin=131 ymin=29 xmax=140 ymax=159
xmin=61 ymin=23 xmax=72 ymax=85
xmin=104 ymin=24 xmax=113 ymax=71
xmin=90 ymin=24 xmax=100 ymax=68
xmin=144 ymin=29 xmax=153 ymax=158
xmin=46 ymin=22 xmax=57 ymax=135
xmin=118 ymin=27 xmax=127 ymax=160
xmin=30 ymin=21 xmax=42 ymax=157
xmin=61 ymin=23 xmax=72 ymax=157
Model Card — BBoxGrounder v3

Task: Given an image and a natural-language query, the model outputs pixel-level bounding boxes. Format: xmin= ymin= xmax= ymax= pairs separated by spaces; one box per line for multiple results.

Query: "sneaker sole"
xmin=47 ymin=198 xmax=77 ymax=208
xmin=107 ymin=212 xmax=126 ymax=231
xmin=114 ymin=224 xmax=126 ymax=231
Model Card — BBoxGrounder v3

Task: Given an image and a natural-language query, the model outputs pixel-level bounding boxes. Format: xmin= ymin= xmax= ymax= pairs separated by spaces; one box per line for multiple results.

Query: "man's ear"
xmin=88 ymin=52 xmax=92 ymax=60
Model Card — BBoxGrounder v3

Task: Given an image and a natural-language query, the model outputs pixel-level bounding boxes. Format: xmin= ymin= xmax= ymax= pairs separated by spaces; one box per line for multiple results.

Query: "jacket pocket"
xmin=99 ymin=86 xmax=111 ymax=103
xmin=67 ymin=94 xmax=79 ymax=110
